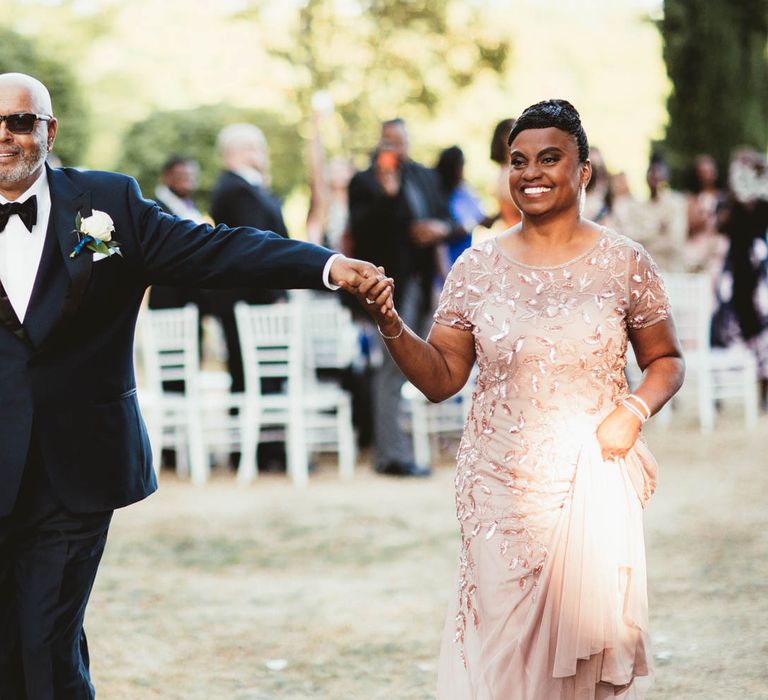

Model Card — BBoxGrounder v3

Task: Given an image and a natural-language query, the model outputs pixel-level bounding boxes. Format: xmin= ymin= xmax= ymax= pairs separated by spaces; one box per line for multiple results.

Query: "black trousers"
xmin=0 ymin=439 xmax=112 ymax=700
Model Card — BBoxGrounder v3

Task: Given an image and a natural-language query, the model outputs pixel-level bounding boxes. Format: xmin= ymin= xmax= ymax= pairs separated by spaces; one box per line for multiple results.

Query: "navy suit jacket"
xmin=0 ymin=166 xmax=335 ymax=516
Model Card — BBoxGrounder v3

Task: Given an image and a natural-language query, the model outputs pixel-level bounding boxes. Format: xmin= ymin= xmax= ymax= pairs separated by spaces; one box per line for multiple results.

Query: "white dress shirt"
xmin=0 ymin=170 xmax=51 ymax=322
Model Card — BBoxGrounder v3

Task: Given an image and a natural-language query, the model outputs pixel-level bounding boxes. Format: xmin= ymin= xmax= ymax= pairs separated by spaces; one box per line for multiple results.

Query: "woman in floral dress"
xmin=352 ymin=100 xmax=685 ymax=700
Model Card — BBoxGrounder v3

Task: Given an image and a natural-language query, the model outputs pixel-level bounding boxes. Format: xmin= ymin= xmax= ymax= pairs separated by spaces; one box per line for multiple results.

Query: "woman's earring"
xmin=578 ymin=183 xmax=586 ymax=217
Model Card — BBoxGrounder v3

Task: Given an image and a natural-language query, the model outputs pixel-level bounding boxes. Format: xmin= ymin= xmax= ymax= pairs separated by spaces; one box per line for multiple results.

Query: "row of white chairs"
xmin=627 ymin=271 xmax=759 ymax=431
xmin=136 ymin=271 xmax=757 ymax=488
xmin=136 ymin=296 xmax=358 ymax=487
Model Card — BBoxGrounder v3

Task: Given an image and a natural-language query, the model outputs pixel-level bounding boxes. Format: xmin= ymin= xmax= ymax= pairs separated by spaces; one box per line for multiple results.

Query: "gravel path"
xmin=87 ymin=414 xmax=768 ymax=699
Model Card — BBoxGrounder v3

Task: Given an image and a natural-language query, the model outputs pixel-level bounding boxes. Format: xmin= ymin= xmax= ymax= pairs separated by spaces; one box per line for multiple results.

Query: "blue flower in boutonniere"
xmin=69 ymin=210 xmax=123 ymax=259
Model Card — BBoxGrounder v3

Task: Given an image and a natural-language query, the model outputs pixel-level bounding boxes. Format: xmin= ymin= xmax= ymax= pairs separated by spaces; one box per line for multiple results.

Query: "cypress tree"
xmin=660 ymin=0 xmax=768 ymax=186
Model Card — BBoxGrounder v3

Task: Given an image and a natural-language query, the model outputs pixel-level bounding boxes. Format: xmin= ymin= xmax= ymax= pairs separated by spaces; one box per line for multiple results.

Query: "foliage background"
xmin=2 ymin=0 xmax=670 ymax=230
xmin=0 ymin=26 xmax=89 ymax=166
xmin=659 ymin=0 xmax=768 ymax=186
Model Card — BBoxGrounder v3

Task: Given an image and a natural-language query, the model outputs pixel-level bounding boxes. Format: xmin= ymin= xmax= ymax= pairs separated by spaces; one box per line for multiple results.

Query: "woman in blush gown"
xmin=352 ymin=100 xmax=685 ymax=700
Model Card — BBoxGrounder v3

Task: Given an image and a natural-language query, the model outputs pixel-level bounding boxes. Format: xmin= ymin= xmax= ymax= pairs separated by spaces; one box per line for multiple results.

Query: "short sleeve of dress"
xmin=626 ymin=244 xmax=672 ymax=330
xmin=434 ymin=251 xmax=473 ymax=331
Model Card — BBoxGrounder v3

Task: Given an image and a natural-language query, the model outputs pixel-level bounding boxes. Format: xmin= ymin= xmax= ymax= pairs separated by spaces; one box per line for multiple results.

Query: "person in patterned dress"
xmin=355 ymin=100 xmax=685 ymax=700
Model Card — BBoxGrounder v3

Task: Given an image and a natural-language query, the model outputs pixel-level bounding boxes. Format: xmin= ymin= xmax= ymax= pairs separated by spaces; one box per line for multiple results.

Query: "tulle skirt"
xmin=437 ymin=434 xmax=657 ymax=700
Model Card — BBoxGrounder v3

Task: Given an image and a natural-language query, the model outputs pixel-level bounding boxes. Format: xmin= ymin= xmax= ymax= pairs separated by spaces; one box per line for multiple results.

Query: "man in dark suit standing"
xmin=148 ymin=154 xmax=206 ymax=310
xmin=153 ymin=154 xmax=206 ymax=224
xmin=207 ymin=124 xmax=289 ymax=395
xmin=0 ymin=72 xmax=381 ymax=699
xmin=349 ymin=118 xmax=460 ymax=478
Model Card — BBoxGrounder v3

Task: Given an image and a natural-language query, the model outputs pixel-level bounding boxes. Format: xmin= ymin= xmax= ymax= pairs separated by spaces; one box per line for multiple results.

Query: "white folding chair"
xmin=137 ymin=305 xmax=209 ymax=484
xmin=403 ymin=366 xmax=476 ymax=468
xmin=663 ymin=272 xmax=759 ymax=431
xmin=301 ymin=295 xmax=359 ymax=371
xmin=234 ymin=302 xmax=356 ymax=487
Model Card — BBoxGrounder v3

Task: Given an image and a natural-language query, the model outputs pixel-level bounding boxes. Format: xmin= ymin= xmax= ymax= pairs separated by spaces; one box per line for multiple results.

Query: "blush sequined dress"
xmin=433 ymin=229 xmax=671 ymax=700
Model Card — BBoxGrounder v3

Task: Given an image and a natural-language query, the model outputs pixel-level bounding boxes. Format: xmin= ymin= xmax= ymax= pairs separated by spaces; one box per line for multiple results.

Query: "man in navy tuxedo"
xmin=0 ymin=72 xmax=381 ymax=699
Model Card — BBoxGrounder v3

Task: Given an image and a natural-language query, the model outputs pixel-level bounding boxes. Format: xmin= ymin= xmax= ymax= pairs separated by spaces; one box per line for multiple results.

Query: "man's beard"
xmin=0 ymin=131 xmax=47 ymax=184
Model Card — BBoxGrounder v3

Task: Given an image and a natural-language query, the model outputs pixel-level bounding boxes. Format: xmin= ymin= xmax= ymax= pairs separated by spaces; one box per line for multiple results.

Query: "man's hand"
xmin=330 ymin=255 xmax=383 ymax=292
xmin=410 ymin=219 xmax=450 ymax=247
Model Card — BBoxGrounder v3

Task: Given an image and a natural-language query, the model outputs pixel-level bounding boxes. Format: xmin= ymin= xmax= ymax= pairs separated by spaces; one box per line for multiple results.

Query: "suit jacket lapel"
xmin=0 ymin=276 xmax=31 ymax=347
xmin=23 ymin=167 xmax=93 ymax=348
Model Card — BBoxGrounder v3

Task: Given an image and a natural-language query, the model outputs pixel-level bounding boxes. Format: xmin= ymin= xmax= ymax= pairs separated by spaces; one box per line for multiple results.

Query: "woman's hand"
xmin=595 ymin=405 xmax=642 ymax=461
xmin=354 ymin=266 xmax=399 ymax=330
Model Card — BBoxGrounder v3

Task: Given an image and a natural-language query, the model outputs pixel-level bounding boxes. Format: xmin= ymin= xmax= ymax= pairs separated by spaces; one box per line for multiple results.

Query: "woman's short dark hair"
xmin=507 ymin=100 xmax=589 ymax=163
xmin=490 ymin=118 xmax=516 ymax=164
xmin=435 ymin=145 xmax=464 ymax=193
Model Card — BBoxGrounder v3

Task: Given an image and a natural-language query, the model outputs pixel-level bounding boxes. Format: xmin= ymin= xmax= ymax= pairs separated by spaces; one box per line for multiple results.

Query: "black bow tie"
xmin=0 ymin=195 xmax=37 ymax=233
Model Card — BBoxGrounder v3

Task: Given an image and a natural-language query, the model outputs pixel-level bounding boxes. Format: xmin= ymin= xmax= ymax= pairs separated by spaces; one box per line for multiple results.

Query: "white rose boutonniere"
xmin=70 ymin=210 xmax=122 ymax=258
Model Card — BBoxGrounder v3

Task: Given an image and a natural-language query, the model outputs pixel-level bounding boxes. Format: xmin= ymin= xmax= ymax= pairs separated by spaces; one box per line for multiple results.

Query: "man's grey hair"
xmin=0 ymin=73 xmax=54 ymax=115
xmin=216 ymin=123 xmax=267 ymax=155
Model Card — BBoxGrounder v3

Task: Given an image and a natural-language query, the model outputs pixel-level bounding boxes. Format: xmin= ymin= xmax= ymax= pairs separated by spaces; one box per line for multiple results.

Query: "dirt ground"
xmin=87 ymin=409 xmax=768 ymax=700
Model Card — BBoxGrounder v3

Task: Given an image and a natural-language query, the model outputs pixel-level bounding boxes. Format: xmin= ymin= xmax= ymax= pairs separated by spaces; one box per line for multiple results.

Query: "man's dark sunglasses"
xmin=0 ymin=113 xmax=52 ymax=135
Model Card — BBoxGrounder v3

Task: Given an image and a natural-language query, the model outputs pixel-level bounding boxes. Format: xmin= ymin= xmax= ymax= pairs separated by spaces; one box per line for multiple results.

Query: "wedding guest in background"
xmin=624 ymin=153 xmax=688 ymax=271
xmin=434 ymin=145 xmax=497 ymax=266
xmin=208 ymin=124 xmax=292 ymax=471
xmin=207 ymin=123 xmax=289 ymax=392
xmin=605 ymin=171 xmax=636 ymax=237
xmin=149 ymin=155 xmax=206 ymax=310
xmin=711 ymin=149 xmax=768 ymax=410
xmin=153 ymin=155 xmax=206 ymax=223
xmin=684 ymin=153 xmax=727 ymax=279
xmin=582 ymin=146 xmax=613 ymax=224
xmin=305 ymin=93 xmax=355 ymax=254
xmin=489 ymin=117 xmax=521 ymax=228
xmin=348 ymin=118 xmax=458 ymax=477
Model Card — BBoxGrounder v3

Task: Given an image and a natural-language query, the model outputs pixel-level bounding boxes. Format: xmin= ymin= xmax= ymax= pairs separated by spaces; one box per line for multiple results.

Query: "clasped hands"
xmin=330 ymin=256 xmax=399 ymax=330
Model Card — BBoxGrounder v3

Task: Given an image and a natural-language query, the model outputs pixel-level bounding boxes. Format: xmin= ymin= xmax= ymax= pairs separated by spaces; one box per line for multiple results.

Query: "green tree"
xmin=0 ymin=27 xmax=90 ymax=167
xmin=239 ymin=0 xmax=511 ymax=161
xmin=115 ymin=105 xmax=302 ymax=210
xmin=659 ymin=0 xmax=768 ymax=185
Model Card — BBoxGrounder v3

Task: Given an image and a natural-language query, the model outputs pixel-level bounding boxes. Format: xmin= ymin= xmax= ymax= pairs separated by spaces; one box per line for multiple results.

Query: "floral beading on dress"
xmin=433 ymin=229 xmax=670 ymax=700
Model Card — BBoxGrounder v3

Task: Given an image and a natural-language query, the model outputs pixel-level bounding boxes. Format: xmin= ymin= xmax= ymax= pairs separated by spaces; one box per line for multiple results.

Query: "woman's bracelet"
xmin=624 ymin=393 xmax=651 ymax=421
xmin=377 ymin=319 xmax=404 ymax=340
xmin=619 ymin=399 xmax=647 ymax=423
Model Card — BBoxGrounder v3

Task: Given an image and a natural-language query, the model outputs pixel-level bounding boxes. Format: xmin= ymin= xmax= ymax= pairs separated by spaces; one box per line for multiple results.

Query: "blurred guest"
xmin=489 ymin=117 xmax=521 ymax=228
xmin=582 ymin=146 xmax=613 ymax=223
xmin=711 ymin=149 xmax=768 ymax=408
xmin=154 ymin=155 xmax=206 ymax=223
xmin=606 ymin=171 xmax=636 ymax=236
xmin=306 ymin=94 xmax=355 ymax=253
xmin=684 ymin=153 xmax=728 ymax=277
xmin=208 ymin=124 xmax=292 ymax=470
xmin=434 ymin=145 xmax=497 ymax=265
xmin=624 ymin=154 xmax=688 ymax=271
xmin=349 ymin=118 xmax=459 ymax=477
xmin=149 ymin=155 xmax=206 ymax=310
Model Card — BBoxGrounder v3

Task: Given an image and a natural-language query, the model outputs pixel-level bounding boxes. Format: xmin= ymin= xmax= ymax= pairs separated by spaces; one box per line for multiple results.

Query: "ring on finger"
xmin=365 ymin=298 xmax=375 ymax=305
